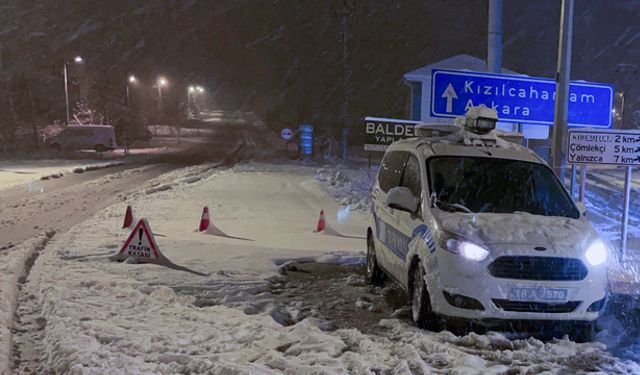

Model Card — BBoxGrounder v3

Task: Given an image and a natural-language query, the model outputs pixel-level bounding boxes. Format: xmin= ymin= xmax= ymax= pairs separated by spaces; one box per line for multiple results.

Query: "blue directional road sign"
xmin=431 ymin=69 xmax=614 ymax=128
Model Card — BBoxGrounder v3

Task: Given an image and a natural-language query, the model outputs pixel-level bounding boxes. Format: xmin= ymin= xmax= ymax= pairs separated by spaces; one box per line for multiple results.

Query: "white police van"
xmin=366 ymin=106 xmax=608 ymax=341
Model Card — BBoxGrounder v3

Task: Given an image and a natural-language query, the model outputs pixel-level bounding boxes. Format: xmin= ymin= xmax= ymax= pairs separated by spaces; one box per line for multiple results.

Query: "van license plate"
xmin=508 ymin=287 xmax=569 ymax=302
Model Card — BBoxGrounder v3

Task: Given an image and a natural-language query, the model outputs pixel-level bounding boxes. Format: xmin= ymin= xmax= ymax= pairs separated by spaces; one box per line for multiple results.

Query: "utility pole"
xmin=551 ymin=0 xmax=575 ymax=179
xmin=338 ymin=0 xmax=355 ymax=161
xmin=487 ymin=0 xmax=503 ymax=74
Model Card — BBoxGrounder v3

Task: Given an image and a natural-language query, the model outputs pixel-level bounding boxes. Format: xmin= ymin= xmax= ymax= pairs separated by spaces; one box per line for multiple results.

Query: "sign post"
xmin=570 ymin=165 xmax=578 ymax=198
xmin=622 ymin=166 xmax=633 ymax=258
xmin=568 ymin=128 xmax=640 ymax=260
xmin=579 ymin=164 xmax=587 ymax=203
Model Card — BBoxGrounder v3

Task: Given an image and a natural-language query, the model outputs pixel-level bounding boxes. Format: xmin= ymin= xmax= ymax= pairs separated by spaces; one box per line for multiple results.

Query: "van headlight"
xmin=585 ymin=240 xmax=607 ymax=266
xmin=445 ymin=238 xmax=490 ymax=262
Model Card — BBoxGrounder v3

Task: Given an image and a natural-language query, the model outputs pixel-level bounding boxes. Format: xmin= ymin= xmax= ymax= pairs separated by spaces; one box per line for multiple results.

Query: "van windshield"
xmin=427 ymin=156 xmax=579 ymax=219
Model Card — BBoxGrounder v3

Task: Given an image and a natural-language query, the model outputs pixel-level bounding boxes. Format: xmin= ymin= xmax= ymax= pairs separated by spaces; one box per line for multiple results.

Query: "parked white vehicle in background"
xmin=366 ymin=106 xmax=608 ymax=342
xmin=45 ymin=125 xmax=118 ymax=152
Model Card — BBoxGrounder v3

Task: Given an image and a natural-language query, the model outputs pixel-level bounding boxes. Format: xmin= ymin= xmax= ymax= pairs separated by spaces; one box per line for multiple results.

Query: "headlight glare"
xmin=459 ymin=241 xmax=490 ymax=261
xmin=585 ymin=240 xmax=607 ymax=266
xmin=445 ymin=238 xmax=489 ymax=262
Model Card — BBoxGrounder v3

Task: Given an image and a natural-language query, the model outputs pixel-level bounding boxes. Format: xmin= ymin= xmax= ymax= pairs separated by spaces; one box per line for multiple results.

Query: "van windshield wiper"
xmin=430 ymin=194 xmax=474 ymax=214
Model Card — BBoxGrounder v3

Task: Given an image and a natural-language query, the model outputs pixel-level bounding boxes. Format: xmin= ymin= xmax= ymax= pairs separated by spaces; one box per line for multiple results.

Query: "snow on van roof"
xmin=391 ymin=125 xmax=543 ymax=163
xmin=414 ymin=123 xmax=523 ymax=148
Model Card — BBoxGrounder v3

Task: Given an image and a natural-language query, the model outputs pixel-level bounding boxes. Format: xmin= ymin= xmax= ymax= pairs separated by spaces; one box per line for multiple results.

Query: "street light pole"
xmin=63 ymin=62 xmax=70 ymax=124
xmin=188 ymin=86 xmax=194 ymax=112
xmin=63 ymin=56 xmax=83 ymax=125
xmin=126 ymin=75 xmax=136 ymax=107
xmin=155 ymin=77 xmax=168 ymax=123
xmin=551 ymin=0 xmax=575 ymax=181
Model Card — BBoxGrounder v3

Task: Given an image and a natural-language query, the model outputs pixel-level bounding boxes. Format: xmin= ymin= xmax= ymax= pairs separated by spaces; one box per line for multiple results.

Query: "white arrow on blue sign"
xmin=430 ymin=69 xmax=614 ymax=128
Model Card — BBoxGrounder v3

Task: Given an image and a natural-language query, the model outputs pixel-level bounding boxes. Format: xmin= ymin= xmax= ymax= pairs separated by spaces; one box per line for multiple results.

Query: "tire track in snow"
xmin=0 ymin=231 xmax=54 ymax=374
xmin=11 ymin=233 xmax=56 ymax=374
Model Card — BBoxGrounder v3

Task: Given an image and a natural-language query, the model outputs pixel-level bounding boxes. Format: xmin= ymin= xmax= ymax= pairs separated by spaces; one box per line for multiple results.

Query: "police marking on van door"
xmin=376 ymin=216 xmax=409 ymax=259
xmin=375 ymin=214 xmax=435 ymax=259
xmin=364 ymin=117 xmax=420 ymax=152
xmin=412 ymin=224 xmax=436 ymax=253
xmin=568 ymin=129 xmax=640 ymax=166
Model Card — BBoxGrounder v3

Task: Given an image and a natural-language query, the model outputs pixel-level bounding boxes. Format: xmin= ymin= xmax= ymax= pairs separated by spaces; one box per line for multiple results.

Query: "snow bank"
xmin=314 ymin=165 xmax=376 ymax=212
xmin=71 ymin=161 xmax=123 ymax=174
xmin=0 ymin=160 xmax=124 ymax=191
xmin=0 ymin=230 xmax=53 ymax=373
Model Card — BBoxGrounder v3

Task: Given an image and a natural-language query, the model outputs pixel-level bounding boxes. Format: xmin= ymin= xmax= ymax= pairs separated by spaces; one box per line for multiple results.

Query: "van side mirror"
xmin=576 ymin=202 xmax=587 ymax=217
xmin=387 ymin=187 xmax=419 ymax=214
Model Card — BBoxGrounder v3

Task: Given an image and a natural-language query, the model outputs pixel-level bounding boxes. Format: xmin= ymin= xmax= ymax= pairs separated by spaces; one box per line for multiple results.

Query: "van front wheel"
xmin=94 ymin=144 xmax=106 ymax=153
xmin=569 ymin=321 xmax=595 ymax=343
xmin=366 ymin=234 xmax=385 ymax=286
xmin=411 ymin=259 xmax=439 ymax=331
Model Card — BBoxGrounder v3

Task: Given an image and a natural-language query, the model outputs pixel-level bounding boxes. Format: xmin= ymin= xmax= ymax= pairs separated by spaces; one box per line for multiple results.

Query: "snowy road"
xmin=0 ymin=112 xmax=283 ymax=249
xmin=0 ymin=163 xmax=175 ymax=248
xmin=3 ymin=162 xmax=638 ymax=374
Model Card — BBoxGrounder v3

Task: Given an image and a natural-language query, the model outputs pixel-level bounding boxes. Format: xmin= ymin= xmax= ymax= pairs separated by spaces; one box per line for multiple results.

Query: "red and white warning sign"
xmin=111 ymin=218 xmax=208 ymax=276
xmin=112 ymin=218 xmax=161 ymax=262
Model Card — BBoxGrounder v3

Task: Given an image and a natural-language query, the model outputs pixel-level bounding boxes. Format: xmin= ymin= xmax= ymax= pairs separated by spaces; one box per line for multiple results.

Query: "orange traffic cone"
xmin=199 ymin=206 xmax=210 ymax=232
xmin=316 ymin=209 xmax=326 ymax=233
xmin=122 ymin=205 xmax=134 ymax=229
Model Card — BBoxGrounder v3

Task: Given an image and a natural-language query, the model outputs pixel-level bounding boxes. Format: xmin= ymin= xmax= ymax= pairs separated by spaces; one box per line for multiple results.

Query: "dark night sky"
xmin=0 ymin=0 xmax=638 ymax=132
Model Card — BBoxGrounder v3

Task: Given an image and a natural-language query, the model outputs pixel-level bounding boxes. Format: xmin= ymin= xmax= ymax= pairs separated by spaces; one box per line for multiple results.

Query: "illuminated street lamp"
xmin=154 ymin=77 xmax=168 ymax=115
xmin=187 ymin=86 xmax=195 ymax=108
xmin=63 ymin=56 xmax=84 ymax=124
xmin=126 ymin=75 xmax=137 ymax=106
xmin=187 ymin=85 xmax=205 ymax=110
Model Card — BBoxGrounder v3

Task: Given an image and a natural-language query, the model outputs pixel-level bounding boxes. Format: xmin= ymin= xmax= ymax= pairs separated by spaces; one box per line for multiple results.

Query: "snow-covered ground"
xmin=314 ymin=165 xmax=375 ymax=213
xmin=25 ymin=162 xmax=371 ymax=373
xmin=0 ymin=231 xmax=53 ymax=373
xmin=5 ymin=161 xmax=637 ymax=373
xmin=0 ymin=160 xmax=123 ymax=192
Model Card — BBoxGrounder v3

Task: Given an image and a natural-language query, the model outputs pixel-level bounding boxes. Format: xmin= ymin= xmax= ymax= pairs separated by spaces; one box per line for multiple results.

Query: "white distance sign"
xmin=568 ymin=129 xmax=640 ymax=166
